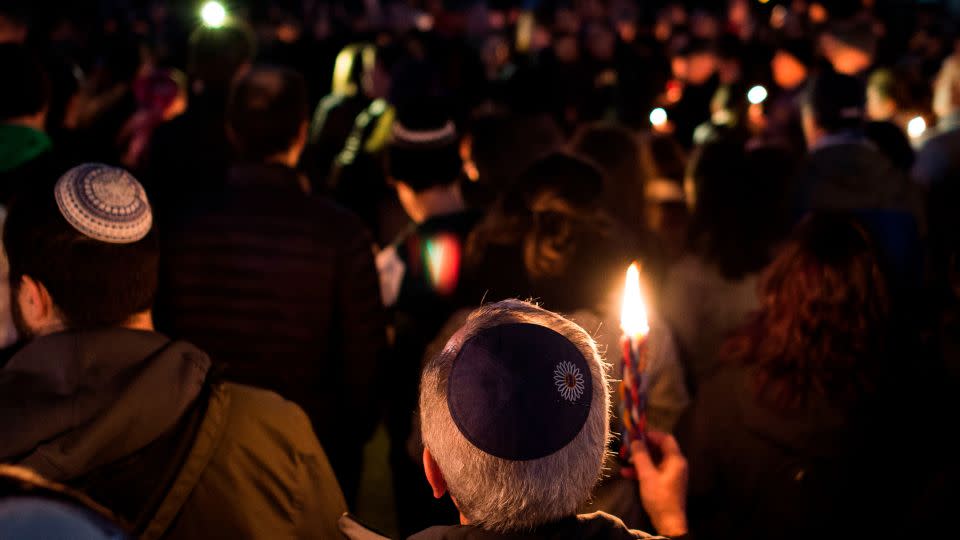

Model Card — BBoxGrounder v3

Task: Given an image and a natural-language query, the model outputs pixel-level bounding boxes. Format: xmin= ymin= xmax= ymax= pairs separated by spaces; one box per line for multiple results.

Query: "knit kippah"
xmin=54 ymin=164 xmax=152 ymax=244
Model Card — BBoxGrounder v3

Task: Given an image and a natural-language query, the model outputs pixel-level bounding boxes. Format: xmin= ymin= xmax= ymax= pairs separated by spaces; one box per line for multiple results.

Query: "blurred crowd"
xmin=1 ymin=0 xmax=959 ymax=539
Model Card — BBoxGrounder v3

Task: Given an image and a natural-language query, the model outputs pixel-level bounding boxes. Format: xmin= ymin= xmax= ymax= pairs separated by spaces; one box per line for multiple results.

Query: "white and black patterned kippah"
xmin=54 ymin=164 xmax=153 ymax=244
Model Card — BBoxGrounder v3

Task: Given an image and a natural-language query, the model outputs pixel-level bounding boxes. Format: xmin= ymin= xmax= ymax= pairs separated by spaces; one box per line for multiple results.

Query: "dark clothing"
xmin=794 ymin=135 xmax=924 ymax=224
xmin=305 ymin=92 xmax=371 ymax=186
xmin=0 ymin=125 xmax=58 ymax=206
xmin=763 ymin=86 xmax=806 ymax=154
xmin=157 ymin=162 xmax=385 ymax=504
xmin=0 ymin=328 xmax=347 ymax=539
xmin=678 ymin=367 xmax=895 ymax=540
xmin=408 ymin=512 xmax=669 ymax=540
xmin=794 ymin=135 xmax=925 ymax=308
xmin=913 ymin=112 xmax=960 ymax=188
xmin=145 ymin=93 xmax=233 ymax=221
xmin=385 ymin=210 xmax=482 ymax=536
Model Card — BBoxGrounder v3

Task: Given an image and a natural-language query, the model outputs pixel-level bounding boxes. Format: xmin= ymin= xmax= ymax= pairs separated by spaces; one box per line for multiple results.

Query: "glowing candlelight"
xmin=620 ymin=262 xmax=650 ymax=455
xmin=621 ymin=262 xmax=649 ymax=338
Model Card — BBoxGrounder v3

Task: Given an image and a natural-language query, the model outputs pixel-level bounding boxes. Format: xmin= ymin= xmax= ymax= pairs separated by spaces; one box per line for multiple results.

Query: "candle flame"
xmin=620 ymin=262 xmax=649 ymax=338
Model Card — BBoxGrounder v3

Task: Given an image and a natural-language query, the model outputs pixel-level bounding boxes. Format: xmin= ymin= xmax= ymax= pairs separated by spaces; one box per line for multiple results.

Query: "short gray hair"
xmin=419 ymin=299 xmax=611 ymax=532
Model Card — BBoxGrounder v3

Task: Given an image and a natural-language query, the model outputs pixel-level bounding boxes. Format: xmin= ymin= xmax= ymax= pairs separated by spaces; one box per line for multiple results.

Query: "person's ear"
xmin=422 ymin=447 xmax=448 ymax=499
xmin=17 ymin=275 xmax=60 ymax=335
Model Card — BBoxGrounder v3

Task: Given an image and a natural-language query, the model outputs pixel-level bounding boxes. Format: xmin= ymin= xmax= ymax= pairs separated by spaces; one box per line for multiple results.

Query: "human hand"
xmin=622 ymin=431 xmax=688 ymax=537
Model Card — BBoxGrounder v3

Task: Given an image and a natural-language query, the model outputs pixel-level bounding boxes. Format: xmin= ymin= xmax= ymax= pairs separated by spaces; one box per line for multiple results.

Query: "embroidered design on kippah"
xmin=391 ymin=121 xmax=457 ymax=145
xmin=554 ymin=361 xmax=585 ymax=402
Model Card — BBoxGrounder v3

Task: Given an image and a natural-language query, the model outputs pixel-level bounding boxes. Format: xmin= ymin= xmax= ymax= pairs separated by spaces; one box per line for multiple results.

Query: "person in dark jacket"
xmin=156 ymin=65 xmax=385 ymax=505
xmin=913 ymin=53 xmax=960 ymax=189
xmin=1 ymin=164 xmax=347 ymax=539
xmin=678 ymin=214 xmax=902 ymax=540
xmin=795 ymin=69 xmax=923 ymax=224
xmin=340 ymin=300 xmax=689 ymax=540
xmin=378 ymin=104 xmax=481 ymax=536
xmin=145 ymin=22 xmax=255 ymax=221
xmin=0 ymin=43 xmax=60 ymax=207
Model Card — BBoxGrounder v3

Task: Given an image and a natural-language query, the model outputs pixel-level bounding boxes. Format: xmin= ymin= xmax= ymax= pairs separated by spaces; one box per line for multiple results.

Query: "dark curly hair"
xmin=722 ymin=214 xmax=891 ymax=410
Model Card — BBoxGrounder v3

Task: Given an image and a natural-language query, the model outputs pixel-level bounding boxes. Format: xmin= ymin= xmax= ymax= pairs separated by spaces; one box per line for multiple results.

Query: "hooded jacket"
xmin=0 ymin=328 xmax=347 ymax=539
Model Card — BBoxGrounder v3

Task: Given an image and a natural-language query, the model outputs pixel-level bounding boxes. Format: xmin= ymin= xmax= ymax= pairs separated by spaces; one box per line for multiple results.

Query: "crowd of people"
xmin=0 ymin=0 xmax=959 ymax=538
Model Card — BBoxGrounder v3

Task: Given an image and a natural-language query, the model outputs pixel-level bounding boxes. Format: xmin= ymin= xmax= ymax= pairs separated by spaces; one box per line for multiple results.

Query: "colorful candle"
xmin=620 ymin=262 xmax=650 ymax=459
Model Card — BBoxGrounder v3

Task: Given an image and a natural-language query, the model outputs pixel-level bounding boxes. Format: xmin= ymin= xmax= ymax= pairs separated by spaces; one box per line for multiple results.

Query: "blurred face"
xmin=866 ymin=85 xmax=896 ymax=121
xmin=686 ymin=52 xmax=718 ymax=85
xmin=772 ymin=51 xmax=808 ymax=90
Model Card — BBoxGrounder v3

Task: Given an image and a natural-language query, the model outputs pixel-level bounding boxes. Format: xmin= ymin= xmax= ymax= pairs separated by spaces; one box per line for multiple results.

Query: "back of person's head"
xmin=227 ymin=66 xmax=308 ymax=162
xmin=802 ymin=69 xmax=865 ymax=134
xmin=387 ymin=100 xmax=462 ymax=192
xmin=4 ymin=164 xmax=158 ymax=333
xmin=686 ymin=140 xmax=785 ymax=279
xmin=863 ymin=121 xmax=915 ymax=173
xmin=188 ymin=23 xmax=256 ymax=95
xmin=420 ymin=300 xmax=609 ymax=532
xmin=466 ymin=110 xmax=564 ymax=192
xmin=0 ymin=466 xmax=128 ymax=539
xmin=510 ymin=153 xmax=609 ymax=280
xmin=569 ymin=123 xmax=645 ymax=228
xmin=723 ymin=214 xmax=890 ymax=410
xmin=0 ymin=43 xmax=50 ymax=123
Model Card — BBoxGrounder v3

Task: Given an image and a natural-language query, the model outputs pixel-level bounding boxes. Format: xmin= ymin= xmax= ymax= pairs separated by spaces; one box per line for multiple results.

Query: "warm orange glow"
xmin=620 ymin=262 xmax=650 ymax=338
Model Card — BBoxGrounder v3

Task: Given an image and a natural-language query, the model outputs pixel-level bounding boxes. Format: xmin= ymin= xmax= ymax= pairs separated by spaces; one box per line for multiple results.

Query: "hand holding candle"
xmin=620 ymin=262 xmax=650 ymax=460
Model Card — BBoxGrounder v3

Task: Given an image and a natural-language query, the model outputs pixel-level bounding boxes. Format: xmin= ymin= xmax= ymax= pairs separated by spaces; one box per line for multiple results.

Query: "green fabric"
xmin=0 ymin=124 xmax=52 ymax=173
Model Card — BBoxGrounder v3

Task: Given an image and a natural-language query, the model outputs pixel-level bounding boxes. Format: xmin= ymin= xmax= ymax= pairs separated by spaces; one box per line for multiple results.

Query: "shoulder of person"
xmin=575 ymin=511 xmax=670 ymax=539
xmin=216 ymin=382 xmax=325 ymax=455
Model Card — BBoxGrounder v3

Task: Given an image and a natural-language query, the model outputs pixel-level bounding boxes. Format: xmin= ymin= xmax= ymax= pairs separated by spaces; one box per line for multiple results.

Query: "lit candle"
xmin=620 ymin=262 xmax=650 ymax=457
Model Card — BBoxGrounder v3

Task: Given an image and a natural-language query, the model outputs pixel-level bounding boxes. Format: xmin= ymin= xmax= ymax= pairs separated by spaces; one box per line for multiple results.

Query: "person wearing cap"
xmin=0 ymin=164 xmax=348 ymax=538
xmin=156 ymin=65 xmax=385 ymax=506
xmin=379 ymin=300 xmax=688 ymax=540
xmin=379 ymin=103 xmax=483 ymax=536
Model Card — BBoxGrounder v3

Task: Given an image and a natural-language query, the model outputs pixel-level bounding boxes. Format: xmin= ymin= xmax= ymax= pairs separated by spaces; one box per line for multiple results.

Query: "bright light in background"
xmin=908 ymin=116 xmax=927 ymax=139
xmin=747 ymin=85 xmax=768 ymax=105
xmin=758 ymin=0 xmax=770 ymax=4
xmin=649 ymin=107 xmax=668 ymax=127
xmin=201 ymin=1 xmax=227 ymax=28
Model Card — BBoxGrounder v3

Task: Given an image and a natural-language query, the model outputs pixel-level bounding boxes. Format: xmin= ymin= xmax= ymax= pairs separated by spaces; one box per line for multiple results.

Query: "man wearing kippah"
xmin=0 ymin=164 xmax=348 ymax=538
xmin=379 ymin=102 xmax=482 ymax=535
xmin=344 ymin=299 xmax=690 ymax=539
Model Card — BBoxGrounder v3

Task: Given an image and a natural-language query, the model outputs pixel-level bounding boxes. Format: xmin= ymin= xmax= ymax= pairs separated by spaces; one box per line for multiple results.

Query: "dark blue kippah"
xmin=447 ymin=323 xmax=593 ymax=461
